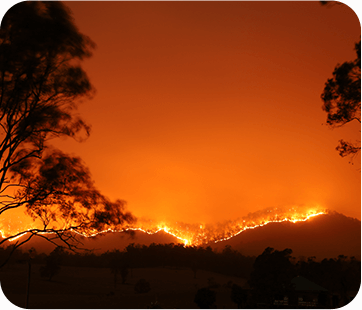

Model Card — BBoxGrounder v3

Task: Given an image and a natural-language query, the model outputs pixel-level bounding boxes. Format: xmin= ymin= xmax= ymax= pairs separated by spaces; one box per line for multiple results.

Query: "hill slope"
xmin=210 ymin=212 xmax=361 ymax=259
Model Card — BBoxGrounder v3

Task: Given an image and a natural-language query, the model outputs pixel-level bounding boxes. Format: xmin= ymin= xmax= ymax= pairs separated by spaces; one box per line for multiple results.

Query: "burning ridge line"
xmin=0 ymin=208 xmax=327 ymax=246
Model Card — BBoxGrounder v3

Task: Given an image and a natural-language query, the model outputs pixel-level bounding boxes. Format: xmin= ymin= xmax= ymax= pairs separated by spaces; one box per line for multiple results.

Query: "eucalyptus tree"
xmin=0 ymin=1 xmax=134 ymax=265
xmin=321 ymin=40 xmax=361 ymax=161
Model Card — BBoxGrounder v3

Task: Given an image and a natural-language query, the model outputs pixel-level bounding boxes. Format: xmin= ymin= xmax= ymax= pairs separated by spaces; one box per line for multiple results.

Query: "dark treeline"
xmin=296 ymin=254 xmax=360 ymax=296
xmin=245 ymin=247 xmax=360 ymax=308
xmin=1 ymin=243 xmax=360 ymax=289
xmin=0 ymin=243 xmax=360 ymax=308
xmin=0 ymin=243 xmax=255 ymax=279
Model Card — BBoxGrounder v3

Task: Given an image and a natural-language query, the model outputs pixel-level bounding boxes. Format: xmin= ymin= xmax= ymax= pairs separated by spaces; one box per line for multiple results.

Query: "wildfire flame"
xmin=0 ymin=206 xmax=326 ymax=247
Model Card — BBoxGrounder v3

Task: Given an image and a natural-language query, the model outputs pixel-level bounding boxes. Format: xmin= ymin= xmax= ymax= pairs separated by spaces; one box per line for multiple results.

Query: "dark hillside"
xmin=211 ymin=212 xmax=361 ymax=259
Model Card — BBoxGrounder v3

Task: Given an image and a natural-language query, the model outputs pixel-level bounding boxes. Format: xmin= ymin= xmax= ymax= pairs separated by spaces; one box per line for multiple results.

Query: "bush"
xmin=194 ymin=287 xmax=216 ymax=309
xmin=134 ymin=278 xmax=151 ymax=294
xmin=231 ymin=284 xmax=248 ymax=308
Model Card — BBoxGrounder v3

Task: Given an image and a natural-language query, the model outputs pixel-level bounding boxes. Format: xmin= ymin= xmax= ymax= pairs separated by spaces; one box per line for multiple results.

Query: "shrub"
xmin=231 ymin=284 xmax=248 ymax=308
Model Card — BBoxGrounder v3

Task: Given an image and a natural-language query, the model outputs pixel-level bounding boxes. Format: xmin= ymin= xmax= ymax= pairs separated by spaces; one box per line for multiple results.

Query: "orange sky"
xmin=50 ymin=1 xmax=361 ymax=225
xmin=10 ymin=1 xmax=361 ymax=227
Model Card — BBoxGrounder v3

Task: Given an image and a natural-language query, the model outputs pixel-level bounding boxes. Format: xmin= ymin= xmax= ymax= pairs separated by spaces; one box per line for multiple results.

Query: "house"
xmin=245 ymin=275 xmax=331 ymax=308
xmin=273 ymin=276 xmax=329 ymax=308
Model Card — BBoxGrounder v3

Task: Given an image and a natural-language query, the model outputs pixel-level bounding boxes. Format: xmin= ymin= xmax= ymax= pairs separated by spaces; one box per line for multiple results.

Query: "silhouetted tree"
xmin=319 ymin=1 xmax=341 ymax=7
xmin=295 ymin=254 xmax=360 ymax=307
xmin=231 ymin=284 xmax=248 ymax=309
xmin=321 ymin=40 xmax=361 ymax=161
xmin=344 ymin=256 xmax=361 ymax=293
xmin=0 ymin=1 xmax=135 ymax=265
xmin=125 ymin=243 xmax=143 ymax=269
xmin=194 ymin=287 xmax=216 ymax=309
xmin=39 ymin=246 xmax=63 ymax=281
xmin=248 ymin=247 xmax=296 ymax=306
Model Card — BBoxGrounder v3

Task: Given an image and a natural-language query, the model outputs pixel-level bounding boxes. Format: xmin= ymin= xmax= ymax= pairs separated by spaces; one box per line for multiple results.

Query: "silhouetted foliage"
xmin=248 ymin=247 xmax=296 ymax=306
xmin=231 ymin=284 xmax=248 ymax=308
xmin=194 ymin=287 xmax=216 ymax=309
xmin=296 ymin=254 xmax=361 ymax=306
xmin=319 ymin=1 xmax=341 ymax=7
xmin=134 ymin=278 xmax=151 ymax=294
xmin=321 ymin=40 xmax=361 ymax=161
xmin=121 ymin=243 xmax=255 ymax=278
xmin=0 ymin=1 xmax=135 ymax=264
xmin=39 ymin=246 xmax=63 ymax=281
xmin=1 ymin=241 xmax=359 ymax=308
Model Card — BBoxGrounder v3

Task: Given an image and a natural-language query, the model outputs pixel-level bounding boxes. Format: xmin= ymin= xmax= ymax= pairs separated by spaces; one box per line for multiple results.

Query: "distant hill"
xmin=80 ymin=230 xmax=181 ymax=253
xmin=1 ymin=229 xmax=181 ymax=254
xmin=209 ymin=212 xmax=361 ymax=260
xmin=2 ymin=211 xmax=360 ymax=259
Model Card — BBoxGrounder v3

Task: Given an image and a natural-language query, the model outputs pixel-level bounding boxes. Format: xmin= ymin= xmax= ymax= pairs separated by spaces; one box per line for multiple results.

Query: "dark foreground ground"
xmin=1 ymin=263 xmax=246 ymax=308
xmin=0 ymin=264 xmax=362 ymax=310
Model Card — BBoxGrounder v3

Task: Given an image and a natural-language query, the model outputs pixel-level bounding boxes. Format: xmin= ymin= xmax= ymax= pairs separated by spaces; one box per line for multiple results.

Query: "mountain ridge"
xmin=210 ymin=211 xmax=361 ymax=259
xmin=1 ymin=211 xmax=360 ymax=259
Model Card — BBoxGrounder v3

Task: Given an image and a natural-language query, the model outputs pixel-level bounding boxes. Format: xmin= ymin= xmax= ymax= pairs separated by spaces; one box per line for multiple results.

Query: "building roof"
xmin=291 ymin=276 xmax=328 ymax=292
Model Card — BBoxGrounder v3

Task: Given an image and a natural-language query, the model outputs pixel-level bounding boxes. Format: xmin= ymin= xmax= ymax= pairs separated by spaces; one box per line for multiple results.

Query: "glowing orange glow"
xmin=0 ymin=2 xmax=360 ymax=255
xmin=59 ymin=1 xmax=360 ymax=226
xmin=0 ymin=206 xmax=326 ymax=247
xmin=0 ymin=0 xmax=362 ymax=309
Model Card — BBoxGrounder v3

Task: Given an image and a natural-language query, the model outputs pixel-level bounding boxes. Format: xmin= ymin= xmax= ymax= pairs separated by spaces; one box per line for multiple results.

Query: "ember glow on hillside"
xmin=128 ymin=207 xmax=326 ymax=246
xmin=0 ymin=206 xmax=326 ymax=247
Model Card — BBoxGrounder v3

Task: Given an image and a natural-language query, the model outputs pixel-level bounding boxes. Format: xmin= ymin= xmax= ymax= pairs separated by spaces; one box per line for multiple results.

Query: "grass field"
xmin=1 ymin=263 xmax=247 ymax=308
